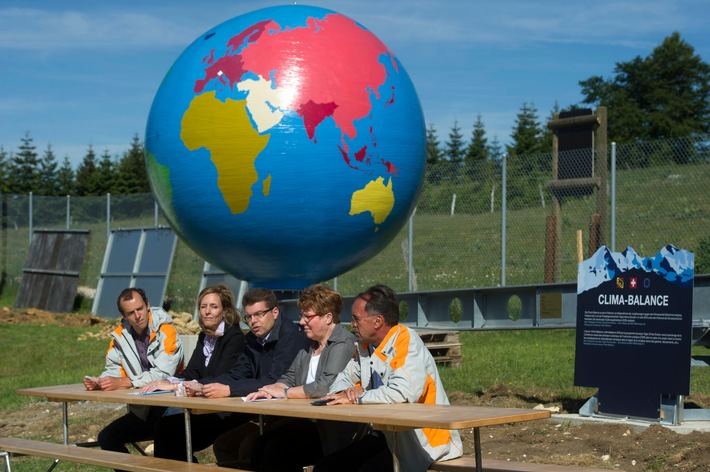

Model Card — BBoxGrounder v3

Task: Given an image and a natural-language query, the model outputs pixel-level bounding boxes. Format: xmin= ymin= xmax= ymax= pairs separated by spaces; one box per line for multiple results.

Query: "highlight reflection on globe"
xmin=145 ymin=5 xmax=426 ymax=289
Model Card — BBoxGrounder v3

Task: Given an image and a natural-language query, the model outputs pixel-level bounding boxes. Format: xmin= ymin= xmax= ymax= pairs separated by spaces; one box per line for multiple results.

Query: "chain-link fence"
xmin=1 ymin=135 xmax=708 ymax=311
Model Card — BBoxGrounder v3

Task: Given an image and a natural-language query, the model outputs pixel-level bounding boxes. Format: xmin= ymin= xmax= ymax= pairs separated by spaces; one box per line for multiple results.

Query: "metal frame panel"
xmin=91 ymin=227 xmax=177 ymax=318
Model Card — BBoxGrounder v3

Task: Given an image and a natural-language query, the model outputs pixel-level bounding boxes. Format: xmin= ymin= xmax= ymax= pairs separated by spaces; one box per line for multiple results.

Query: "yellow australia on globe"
xmin=349 ymin=176 xmax=395 ymax=228
xmin=180 ymin=91 xmax=270 ymax=214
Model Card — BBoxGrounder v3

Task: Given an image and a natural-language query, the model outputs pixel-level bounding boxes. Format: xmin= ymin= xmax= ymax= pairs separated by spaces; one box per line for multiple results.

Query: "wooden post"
xmin=544 ymin=215 xmax=557 ymax=283
xmin=551 ymin=115 xmax=562 ymax=282
xmin=589 ymin=213 xmax=601 ymax=257
xmin=545 ymin=107 xmax=608 ymax=282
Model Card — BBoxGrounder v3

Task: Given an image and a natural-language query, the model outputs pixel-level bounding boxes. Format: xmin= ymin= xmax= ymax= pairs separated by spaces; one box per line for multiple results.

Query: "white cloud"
xmin=0 ymin=7 xmax=190 ymax=50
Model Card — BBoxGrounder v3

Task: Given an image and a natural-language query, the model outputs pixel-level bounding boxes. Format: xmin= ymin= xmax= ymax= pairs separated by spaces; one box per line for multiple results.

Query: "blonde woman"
xmin=142 ymin=283 xmax=245 ymax=461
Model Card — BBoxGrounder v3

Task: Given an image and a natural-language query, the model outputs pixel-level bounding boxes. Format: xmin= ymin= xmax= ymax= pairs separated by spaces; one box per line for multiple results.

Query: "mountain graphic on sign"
xmin=578 ymin=245 xmax=694 ymax=294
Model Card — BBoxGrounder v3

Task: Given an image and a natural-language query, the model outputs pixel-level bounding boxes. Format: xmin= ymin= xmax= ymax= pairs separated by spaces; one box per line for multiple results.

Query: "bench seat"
xmin=0 ymin=436 xmax=241 ymax=472
xmin=429 ymin=456 xmax=615 ymax=472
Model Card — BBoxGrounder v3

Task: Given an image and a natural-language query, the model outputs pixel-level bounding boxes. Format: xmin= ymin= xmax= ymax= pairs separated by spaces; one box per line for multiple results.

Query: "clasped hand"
xmin=245 ymin=383 xmax=286 ymax=401
xmin=321 ymin=386 xmax=365 ymax=405
xmin=83 ymin=376 xmax=130 ymax=391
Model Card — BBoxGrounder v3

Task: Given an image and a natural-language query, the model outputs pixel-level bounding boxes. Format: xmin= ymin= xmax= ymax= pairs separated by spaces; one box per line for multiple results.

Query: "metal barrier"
xmin=280 ymin=274 xmax=710 ymax=341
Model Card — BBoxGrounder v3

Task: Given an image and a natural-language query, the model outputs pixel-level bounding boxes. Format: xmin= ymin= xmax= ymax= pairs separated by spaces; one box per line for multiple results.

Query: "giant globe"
xmin=145 ymin=5 xmax=425 ymax=289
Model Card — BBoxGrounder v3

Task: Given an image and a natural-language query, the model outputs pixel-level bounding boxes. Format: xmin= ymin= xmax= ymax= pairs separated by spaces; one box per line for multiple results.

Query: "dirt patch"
xmin=0 ymin=306 xmax=102 ymax=327
xmin=2 ymin=309 xmax=710 ymax=470
xmin=0 ymin=306 xmax=201 ymax=338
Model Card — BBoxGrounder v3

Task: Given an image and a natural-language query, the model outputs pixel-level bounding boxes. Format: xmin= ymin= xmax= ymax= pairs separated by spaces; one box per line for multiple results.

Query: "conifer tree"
xmin=75 ymin=145 xmax=100 ymax=196
xmin=489 ymin=135 xmax=503 ymax=161
xmin=466 ymin=114 xmax=489 ymax=162
xmin=57 ymin=156 xmax=76 ymax=196
xmin=9 ymin=132 xmax=41 ymax=193
xmin=115 ymin=134 xmax=149 ymax=194
xmin=38 ymin=144 xmax=60 ymax=196
xmin=96 ymin=149 xmax=117 ymax=195
xmin=506 ymin=102 xmax=544 ymax=156
xmin=425 ymin=123 xmax=444 ymax=165
xmin=445 ymin=120 xmax=466 ymax=164
xmin=0 ymin=146 xmax=8 ymax=193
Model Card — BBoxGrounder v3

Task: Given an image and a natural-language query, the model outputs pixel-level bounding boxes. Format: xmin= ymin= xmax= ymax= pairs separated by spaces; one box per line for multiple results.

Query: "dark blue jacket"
xmin=202 ymin=314 xmax=309 ymax=397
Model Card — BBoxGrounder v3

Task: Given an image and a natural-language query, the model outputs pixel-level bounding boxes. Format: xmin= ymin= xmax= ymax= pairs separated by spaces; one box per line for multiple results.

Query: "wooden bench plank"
xmin=429 ymin=456 xmax=615 ymax=472
xmin=0 ymin=437 xmax=240 ymax=472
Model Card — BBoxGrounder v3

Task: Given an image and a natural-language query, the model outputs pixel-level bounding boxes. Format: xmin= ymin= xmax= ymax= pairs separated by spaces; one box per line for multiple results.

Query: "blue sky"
xmin=1 ymin=0 xmax=708 ymax=169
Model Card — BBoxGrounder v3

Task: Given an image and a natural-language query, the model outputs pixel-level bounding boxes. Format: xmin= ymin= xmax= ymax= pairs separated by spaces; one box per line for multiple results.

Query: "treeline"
xmin=0 ymin=133 xmax=148 ymax=197
xmin=1 ymin=33 xmax=708 ymax=198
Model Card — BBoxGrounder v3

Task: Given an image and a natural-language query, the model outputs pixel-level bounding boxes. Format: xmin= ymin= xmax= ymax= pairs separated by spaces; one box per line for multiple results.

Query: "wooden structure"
xmin=545 ymin=107 xmax=608 ymax=282
xmin=14 ymin=229 xmax=90 ymax=312
xmin=418 ymin=329 xmax=463 ymax=368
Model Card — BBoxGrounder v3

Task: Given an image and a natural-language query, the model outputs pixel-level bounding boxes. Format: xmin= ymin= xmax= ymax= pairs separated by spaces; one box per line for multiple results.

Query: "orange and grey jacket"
xmin=329 ymin=324 xmax=463 ymax=471
xmin=101 ymin=307 xmax=184 ymax=389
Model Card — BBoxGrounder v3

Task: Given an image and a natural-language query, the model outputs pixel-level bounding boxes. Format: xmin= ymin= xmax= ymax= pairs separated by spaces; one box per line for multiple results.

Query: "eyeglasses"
xmin=351 ymin=314 xmax=377 ymax=324
xmin=244 ymin=307 xmax=274 ymax=323
xmin=299 ymin=312 xmax=322 ymax=323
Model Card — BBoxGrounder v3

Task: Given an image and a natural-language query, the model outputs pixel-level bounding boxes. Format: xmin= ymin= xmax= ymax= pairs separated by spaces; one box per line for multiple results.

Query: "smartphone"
xmin=186 ymin=383 xmax=203 ymax=392
xmin=311 ymin=398 xmax=331 ymax=406
xmin=84 ymin=375 xmax=100 ymax=386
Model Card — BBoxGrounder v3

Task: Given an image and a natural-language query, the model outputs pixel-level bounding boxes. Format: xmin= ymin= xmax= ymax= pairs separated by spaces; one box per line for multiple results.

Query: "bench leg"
xmin=45 ymin=459 xmax=60 ymax=472
xmin=61 ymin=403 xmax=69 ymax=446
xmin=473 ymin=427 xmax=481 ymax=472
xmin=1 ymin=451 xmax=12 ymax=472
xmin=184 ymin=408 xmax=193 ymax=463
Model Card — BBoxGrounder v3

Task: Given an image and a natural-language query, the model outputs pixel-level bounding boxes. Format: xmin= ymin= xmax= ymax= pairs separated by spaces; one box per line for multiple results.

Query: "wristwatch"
xmin=284 ymin=387 xmax=289 ymax=398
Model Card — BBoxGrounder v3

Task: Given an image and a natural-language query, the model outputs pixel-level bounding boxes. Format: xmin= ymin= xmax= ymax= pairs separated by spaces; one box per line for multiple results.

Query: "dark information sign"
xmin=574 ymin=245 xmax=694 ymax=419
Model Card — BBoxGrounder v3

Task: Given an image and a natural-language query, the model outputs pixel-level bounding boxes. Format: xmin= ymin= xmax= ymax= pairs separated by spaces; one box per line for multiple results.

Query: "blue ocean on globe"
xmin=145 ymin=4 xmax=426 ymax=289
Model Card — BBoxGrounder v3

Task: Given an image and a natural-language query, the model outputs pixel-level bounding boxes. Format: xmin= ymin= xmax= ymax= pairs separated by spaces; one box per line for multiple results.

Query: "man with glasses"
xmin=314 ymin=284 xmax=463 ymax=472
xmin=151 ymin=287 xmax=309 ymax=462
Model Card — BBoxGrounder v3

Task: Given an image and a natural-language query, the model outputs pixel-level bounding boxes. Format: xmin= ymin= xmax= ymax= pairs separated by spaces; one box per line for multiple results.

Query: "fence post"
xmin=66 ymin=195 xmax=71 ymax=229
xmin=408 ymin=209 xmax=415 ymax=292
xmin=154 ymin=200 xmax=159 ymax=227
xmin=28 ymin=192 xmax=33 ymax=244
xmin=106 ymin=193 xmax=111 ymax=240
xmin=610 ymin=142 xmax=617 ymax=252
xmin=501 ymin=155 xmax=507 ymax=286
xmin=490 ymin=185 xmax=495 ymax=213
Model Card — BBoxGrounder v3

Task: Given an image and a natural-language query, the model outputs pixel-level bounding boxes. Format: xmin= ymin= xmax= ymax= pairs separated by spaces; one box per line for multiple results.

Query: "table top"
xmin=17 ymin=383 xmax=551 ymax=431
